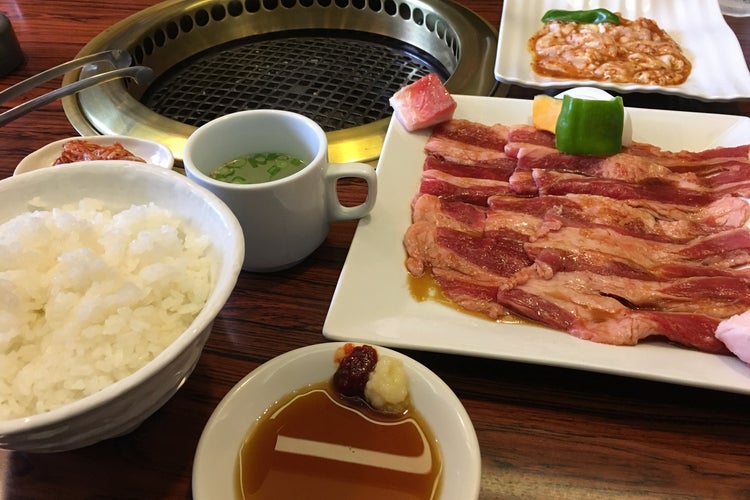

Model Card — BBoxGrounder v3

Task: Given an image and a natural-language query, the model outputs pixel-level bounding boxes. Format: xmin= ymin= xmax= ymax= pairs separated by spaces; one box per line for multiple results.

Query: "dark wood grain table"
xmin=2 ymin=1 xmax=750 ymax=498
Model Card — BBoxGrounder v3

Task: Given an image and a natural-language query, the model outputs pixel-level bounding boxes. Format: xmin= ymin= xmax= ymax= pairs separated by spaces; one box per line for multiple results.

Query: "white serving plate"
xmin=323 ymin=94 xmax=750 ymax=395
xmin=494 ymin=0 xmax=750 ymax=101
xmin=719 ymin=0 xmax=750 ymax=17
xmin=192 ymin=342 xmax=480 ymax=500
xmin=14 ymin=135 xmax=174 ymax=175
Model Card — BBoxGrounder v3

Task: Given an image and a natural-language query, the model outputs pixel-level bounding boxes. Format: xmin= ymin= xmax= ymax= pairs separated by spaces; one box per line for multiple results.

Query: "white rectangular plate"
xmin=323 ymin=95 xmax=750 ymax=394
xmin=494 ymin=0 xmax=750 ymax=101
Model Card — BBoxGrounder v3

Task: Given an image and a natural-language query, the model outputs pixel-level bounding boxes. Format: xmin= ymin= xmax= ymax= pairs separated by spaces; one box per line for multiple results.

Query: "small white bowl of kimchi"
xmin=14 ymin=135 xmax=174 ymax=175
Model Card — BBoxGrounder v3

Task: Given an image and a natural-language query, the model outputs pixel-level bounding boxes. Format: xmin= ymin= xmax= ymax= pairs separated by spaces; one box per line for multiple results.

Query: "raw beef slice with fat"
xmin=389 ymin=73 xmax=457 ymax=132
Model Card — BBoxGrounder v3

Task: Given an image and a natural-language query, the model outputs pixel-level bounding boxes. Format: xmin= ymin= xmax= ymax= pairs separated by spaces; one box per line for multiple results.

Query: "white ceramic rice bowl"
xmin=193 ymin=342 xmax=481 ymax=500
xmin=0 ymin=161 xmax=244 ymax=452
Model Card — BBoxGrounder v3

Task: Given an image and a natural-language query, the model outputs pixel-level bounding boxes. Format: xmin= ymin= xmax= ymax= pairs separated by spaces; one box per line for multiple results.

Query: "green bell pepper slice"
xmin=541 ymin=8 xmax=620 ymax=25
xmin=555 ymin=94 xmax=624 ymax=156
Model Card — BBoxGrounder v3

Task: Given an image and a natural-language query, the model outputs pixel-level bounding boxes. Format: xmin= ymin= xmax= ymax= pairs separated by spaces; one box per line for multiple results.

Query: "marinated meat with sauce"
xmin=528 ymin=16 xmax=692 ymax=86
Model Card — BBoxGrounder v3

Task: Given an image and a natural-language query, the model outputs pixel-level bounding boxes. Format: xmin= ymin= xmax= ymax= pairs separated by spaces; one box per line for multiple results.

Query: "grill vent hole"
xmin=180 ymin=15 xmax=194 ymax=33
xmin=195 ymin=9 xmax=210 ymax=25
xmin=228 ymin=1 xmax=244 ymax=15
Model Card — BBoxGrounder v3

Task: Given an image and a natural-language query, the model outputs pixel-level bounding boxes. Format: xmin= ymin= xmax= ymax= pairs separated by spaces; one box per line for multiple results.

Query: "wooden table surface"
xmin=2 ymin=1 xmax=750 ymax=498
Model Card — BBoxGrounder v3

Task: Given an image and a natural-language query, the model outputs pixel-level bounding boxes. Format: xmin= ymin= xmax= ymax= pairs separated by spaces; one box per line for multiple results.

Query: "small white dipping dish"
xmin=193 ymin=342 xmax=481 ymax=500
xmin=13 ymin=135 xmax=174 ymax=175
xmin=0 ymin=161 xmax=243 ymax=452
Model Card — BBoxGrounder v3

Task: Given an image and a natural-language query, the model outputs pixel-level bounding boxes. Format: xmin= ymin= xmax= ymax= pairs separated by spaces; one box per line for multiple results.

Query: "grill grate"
xmin=64 ymin=0 xmax=500 ymax=162
xmin=142 ymin=30 xmax=447 ymax=131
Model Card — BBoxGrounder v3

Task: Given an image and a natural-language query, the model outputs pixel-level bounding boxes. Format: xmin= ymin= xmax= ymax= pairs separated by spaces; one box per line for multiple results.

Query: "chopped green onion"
xmin=209 ymin=152 xmax=306 ymax=184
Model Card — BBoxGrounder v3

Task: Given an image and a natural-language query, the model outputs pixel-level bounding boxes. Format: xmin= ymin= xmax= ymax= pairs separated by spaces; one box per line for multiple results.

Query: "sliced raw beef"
xmin=418 ymin=168 xmax=512 ymax=204
xmin=403 ymin=117 xmax=750 ymax=361
xmin=495 ymin=272 xmax=729 ymax=353
xmin=430 ymin=119 xmax=510 ymax=151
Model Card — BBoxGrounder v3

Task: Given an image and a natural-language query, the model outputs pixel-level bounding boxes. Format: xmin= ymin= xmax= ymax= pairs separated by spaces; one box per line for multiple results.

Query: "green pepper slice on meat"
xmin=541 ymin=8 xmax=620 ymax=24
xmin=554 ymin=94 xmax=625 ymax=156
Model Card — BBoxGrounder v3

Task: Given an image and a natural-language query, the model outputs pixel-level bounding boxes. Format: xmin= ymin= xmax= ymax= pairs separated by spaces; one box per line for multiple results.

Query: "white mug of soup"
xmin=183 ymin=109 xmax=377 ymax=272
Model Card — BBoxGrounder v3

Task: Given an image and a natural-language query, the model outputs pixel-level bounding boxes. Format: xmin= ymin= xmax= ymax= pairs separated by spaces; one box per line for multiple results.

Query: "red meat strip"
xmin=434 ymin=273 xmax=507 ymax=318
xmin=424 ymin=136 xmax=510 ymax=167
xmin=423 ymin=154 xmax=515 ymax=181
xmin=525 ymin=224 xmax=750 ymax=270
xmin=506 ymin=124 xmax=556 ymax=148
xmin=496 ymin=273 xmax=728 ymax=353
xmin=405 ymin=194 xmax=534 ymax=288
xmin=625 ymin=141 xmax=750 ymax=170
xmin=489 ymin=194 xmax=749 ymax=243
xmin=404 ymin=223 xmax=533 ymax=283
xmin=418 ymin=168 xmax=512 ymax=204
xmin=507 ymin=142 xmax=750 ymax=198
xmin=430 ymin=119 xmax=509 ymax=151
xmin=534 ymin=246 xmax=750 ymax=282
xmin=506 ymin=143 xmax=670 ymax=180
xmin=543 ymin=266 xmax=750 ymax=318
xmin=533 ymin=169 xmax=720 ymax=205
xmin=411 ymin=194 xmax=486 ymax=235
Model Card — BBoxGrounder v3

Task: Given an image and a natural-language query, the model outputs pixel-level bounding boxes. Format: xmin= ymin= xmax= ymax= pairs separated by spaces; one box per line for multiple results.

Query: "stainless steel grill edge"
xmin=62 ymin=0 xmax=503 ymax=163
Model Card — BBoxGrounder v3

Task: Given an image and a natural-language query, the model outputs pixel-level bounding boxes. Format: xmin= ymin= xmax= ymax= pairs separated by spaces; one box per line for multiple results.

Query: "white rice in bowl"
xmin=0 ymin=197 xmax=215 ymax=420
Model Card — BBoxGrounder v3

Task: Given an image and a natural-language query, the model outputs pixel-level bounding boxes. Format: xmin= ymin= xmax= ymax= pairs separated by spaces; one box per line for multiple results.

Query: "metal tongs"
xmin=0 ymin=49 xmax=153 ymax=126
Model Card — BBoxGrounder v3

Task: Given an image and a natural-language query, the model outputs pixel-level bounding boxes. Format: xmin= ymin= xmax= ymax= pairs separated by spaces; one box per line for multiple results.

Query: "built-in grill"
xmin=62 ymin=0 xmax=502 ymax=163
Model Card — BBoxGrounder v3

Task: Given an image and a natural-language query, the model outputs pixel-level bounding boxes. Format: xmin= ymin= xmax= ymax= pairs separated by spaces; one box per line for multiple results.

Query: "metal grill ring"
xmin=62 ymin=0 xmax=500 ymax=163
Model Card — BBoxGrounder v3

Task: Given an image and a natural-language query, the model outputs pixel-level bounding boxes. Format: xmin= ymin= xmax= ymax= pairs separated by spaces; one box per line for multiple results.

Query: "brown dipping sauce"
xmin=236 ymin=380 xmax=443 ymax=500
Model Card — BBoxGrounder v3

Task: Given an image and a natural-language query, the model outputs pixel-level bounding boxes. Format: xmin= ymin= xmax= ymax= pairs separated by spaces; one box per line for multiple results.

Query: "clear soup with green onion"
xmin=209 ymin=152 xmax=307 ymax=184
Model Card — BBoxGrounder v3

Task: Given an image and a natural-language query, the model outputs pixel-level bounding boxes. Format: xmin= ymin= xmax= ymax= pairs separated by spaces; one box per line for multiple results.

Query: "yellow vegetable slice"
xmin=531 ymin=94 xmax=563 ymax=133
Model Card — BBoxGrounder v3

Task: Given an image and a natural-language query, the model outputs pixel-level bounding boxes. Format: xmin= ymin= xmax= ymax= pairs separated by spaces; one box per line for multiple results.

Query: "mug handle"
xmin=324 ymin=162 xmax=378 ymax=222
